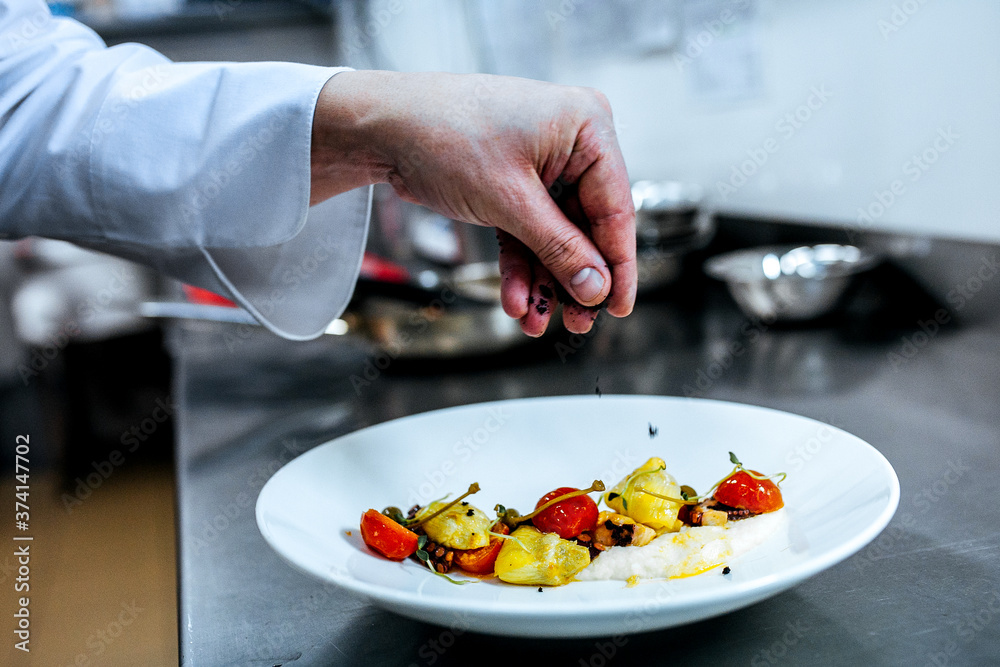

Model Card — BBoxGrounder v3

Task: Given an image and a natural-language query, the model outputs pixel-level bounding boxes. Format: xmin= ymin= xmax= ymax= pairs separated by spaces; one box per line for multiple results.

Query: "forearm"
xmin=310 ymin=70 xmax=396 ymax=205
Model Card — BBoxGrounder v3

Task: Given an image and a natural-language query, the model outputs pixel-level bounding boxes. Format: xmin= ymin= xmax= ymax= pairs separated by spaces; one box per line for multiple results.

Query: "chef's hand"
xmin=310 ymin=70 xmax=636 ymax=335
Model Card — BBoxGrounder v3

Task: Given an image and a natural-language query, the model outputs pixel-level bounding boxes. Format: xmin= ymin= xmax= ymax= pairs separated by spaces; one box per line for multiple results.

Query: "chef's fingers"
xmin=497 ymin=229 xmax=532 ymax=320
xmin=519 ymin=262 xmax=556 ymax=337
xmin=504 ymin=176 xmax=612 ymax=308
xmin=569 ymin=145 xmax=637 ymax=318
xmin=562 ymin=302 xmax=600 ymax=335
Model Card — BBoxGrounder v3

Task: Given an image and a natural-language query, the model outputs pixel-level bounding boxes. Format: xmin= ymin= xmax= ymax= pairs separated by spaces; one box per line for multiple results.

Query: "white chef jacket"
xmin=0 ymin=0 xmax=372 ymax=340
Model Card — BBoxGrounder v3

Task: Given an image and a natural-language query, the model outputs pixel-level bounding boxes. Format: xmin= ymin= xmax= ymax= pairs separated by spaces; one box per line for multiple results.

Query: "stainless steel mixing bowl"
xmin=704 ymin=244 xmax=881 ymax=321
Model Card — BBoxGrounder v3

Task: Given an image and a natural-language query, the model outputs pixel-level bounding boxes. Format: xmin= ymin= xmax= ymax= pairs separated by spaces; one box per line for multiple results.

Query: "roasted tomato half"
xmin=713 ymin=471 xmax=784 ymax=514
xmin=360 ymin=509 xmax=419 ymax=560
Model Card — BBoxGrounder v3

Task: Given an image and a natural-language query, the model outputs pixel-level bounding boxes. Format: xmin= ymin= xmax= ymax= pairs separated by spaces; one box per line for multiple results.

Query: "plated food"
xmin=358 ymin=452 xmax=786 ymax=586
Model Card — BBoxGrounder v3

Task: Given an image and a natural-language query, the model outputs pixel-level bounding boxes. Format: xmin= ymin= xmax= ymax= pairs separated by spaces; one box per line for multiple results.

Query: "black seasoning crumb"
xmin=461 ymin=501 xmax=468 ymax=506
xmin=723 ymin=566 xmax=731 ymax=575
xmin=535 ymin=299 xmax=548 ymax=315
xmin=538 ymin=587 xmax=543 ymax=592
xmin=466 ymin=509 xmax=475 ymax=517
xmin=527 ymin=295 xmax=534 ymax=305
xmin=538 ymin=283 xmax=554 ymax=299
xmin=649 ymin=423 xmax=659 ymax=438
xmin=595 ymin=377 xmax=602 ymax=398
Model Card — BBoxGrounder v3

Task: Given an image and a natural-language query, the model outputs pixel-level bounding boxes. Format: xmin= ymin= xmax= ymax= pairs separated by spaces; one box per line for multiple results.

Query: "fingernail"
xmin=570 ymin=267 xmax=605 ymax=303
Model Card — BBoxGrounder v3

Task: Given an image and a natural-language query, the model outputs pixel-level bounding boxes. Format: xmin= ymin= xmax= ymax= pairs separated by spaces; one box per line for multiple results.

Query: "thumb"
xmin=505 ymin=181 xmax=611 ymax=307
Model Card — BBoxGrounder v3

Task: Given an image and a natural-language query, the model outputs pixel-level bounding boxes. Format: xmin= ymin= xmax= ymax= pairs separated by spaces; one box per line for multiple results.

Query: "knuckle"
xmin=536 ymin=232 xmax=586 ymax=274
xmin=581 ymin=87 xmax=612 ymax=114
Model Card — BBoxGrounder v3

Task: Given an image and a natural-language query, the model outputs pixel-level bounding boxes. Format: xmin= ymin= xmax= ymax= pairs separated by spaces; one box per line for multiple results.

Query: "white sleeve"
xmin=0 ymin=0 xmax=371 ymax=340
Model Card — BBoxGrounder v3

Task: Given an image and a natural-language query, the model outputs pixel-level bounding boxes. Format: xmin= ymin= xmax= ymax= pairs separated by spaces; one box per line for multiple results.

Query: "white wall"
xmin=356 ymin=0 xmax=1000 ymax=242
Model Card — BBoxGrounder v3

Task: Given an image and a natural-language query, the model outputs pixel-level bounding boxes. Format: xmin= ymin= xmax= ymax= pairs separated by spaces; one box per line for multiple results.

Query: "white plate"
xmin=256 ymin=395 xmax=898 ymax=638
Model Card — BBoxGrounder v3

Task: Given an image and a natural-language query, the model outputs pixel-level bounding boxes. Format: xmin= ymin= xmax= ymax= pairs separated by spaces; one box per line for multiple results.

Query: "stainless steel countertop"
xmin=173 ymin=262 xmax=1000 ymax=666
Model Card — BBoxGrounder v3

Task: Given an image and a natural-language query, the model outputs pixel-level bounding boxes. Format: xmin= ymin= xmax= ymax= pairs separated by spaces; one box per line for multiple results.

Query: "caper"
xmin=382 ymin=506 xmax=406 ymax=524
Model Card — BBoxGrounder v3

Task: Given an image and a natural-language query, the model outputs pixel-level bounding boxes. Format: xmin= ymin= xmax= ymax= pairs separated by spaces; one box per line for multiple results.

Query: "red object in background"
xmin=180 ymin=253 xmax=410 ymax=308
xmin=359 ymin=253 xmax=411 ymax=284
xmin=182 ymin=284 xmax=236 ymax=307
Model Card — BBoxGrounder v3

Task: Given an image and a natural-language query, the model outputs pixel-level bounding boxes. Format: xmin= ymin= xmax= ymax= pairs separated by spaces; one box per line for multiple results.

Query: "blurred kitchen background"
xmin=1 ymin=1 xmax=998 ymax=665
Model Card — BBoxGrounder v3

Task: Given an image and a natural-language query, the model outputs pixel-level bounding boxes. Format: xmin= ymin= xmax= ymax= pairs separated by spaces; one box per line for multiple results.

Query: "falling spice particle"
xmin=345 ymin=531 xmax=352 ymax=536
xmin=648 ymin=423 xmax=659 ymax=438
xmin=595 ymin=377 xmax=602 ymax=398
xmin=723 ymin=566 xmax=731 ymax=575
xmin=538 ymin=587 xmax=543 ymax=592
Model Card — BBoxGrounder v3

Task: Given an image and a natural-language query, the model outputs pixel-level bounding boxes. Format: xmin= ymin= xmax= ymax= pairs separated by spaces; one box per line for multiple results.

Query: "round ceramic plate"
xmin=256 ymin=395 xmax=898 ymax=638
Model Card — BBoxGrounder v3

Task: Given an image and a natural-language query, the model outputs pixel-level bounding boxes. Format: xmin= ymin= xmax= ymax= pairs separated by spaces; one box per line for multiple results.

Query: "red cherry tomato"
xmin=713 ymin=471 xmax=784 ymax=514
xmin=454 ymin=522 xmax=509 ymax=574
xmin=360 ymin=509 xmax=419 ymax=560
xmin=531 ymin=487 xmax=599 ymax=539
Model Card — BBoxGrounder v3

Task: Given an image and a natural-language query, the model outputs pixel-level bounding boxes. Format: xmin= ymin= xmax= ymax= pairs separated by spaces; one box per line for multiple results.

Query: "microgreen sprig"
xmin=633 ymin=451 xmax=786 ymax=506
xmin=413 ymin=535 xmax=472 ymax=585
xmin=612 ymin=464 xmax=666 ymax=510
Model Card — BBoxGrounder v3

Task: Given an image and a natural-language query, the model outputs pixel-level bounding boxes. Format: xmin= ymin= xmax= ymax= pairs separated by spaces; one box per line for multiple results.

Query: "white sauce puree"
xmin=576 ymin=509 xmax=788 ymax=581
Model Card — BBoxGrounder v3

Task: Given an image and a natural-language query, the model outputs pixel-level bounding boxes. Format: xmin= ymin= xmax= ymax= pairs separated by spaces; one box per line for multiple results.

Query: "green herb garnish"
xmin=634 ymin=452 xmax=786 ymax=505
xmin=414 ymin=534 xmax=472 ymax=585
